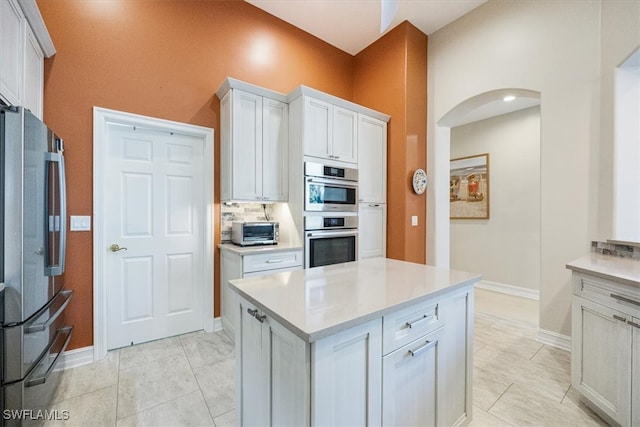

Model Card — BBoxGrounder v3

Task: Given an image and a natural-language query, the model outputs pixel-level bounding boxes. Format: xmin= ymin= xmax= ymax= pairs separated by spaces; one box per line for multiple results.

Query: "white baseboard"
xmin=475 ymin=280 xmax=540 ymax=301
xmin=203 ymin=315 xmax=216 ymax=333
xmin=213 ymin=317 xmax=223 ymax=332
xmin=56 ymin=346 xmax=94 ymax=371
xmin=56 ymin=318 xmax=224 ymax=373
xmin=537 ymin=328 xmax=571 ymax=352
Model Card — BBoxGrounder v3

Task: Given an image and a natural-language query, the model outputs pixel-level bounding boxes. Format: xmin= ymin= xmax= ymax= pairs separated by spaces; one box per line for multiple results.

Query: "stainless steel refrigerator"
xmin=0 ymin=106 xmax=73 ymax=425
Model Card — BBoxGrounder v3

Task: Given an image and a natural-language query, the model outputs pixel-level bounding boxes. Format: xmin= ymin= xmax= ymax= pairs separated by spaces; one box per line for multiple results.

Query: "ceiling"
xmin=246 ymin=0 xmax=487 ymax=56
xmin=245 ymin=0 xmax=542 ymax=126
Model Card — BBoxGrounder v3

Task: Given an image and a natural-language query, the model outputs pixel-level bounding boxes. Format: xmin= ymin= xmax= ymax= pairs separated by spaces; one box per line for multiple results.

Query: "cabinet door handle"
xmin=369 ymin=204 xmax=380 ymax=207
xmin=405 ymin=314 xmax=434 ymax=329
xmin=628 ymin=321 xmax=640 ymax=329
xmin=255 ymin=313 xmax=267 ymax=323
xmin=247 ymin=308 xmax=259 ymax=318
xmin=610 ymin=293 xmax=640 ymax=307
xmin=613 ymin=314 xmax=627 ymax=322
xmin=408 ymin=340 xmax=435 ymax=358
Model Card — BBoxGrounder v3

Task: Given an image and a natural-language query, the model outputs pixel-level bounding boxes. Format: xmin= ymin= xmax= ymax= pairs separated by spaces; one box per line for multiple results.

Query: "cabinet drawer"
xmin=243 ymin=250 xmax=303 ymax=274
xmin=382 ymin=298 xmax=443 ymax=355
xmin=574 ymin=274 xmax=640 ymax=317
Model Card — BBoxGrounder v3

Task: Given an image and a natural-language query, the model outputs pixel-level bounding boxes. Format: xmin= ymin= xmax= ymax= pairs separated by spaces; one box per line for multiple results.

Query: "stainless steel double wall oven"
xmin=304 ymin=162 xmax=358 ymax=268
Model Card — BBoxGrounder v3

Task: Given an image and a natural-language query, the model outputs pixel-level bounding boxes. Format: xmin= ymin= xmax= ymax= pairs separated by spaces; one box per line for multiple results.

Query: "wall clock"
xmin=412 ymin=169 xmax=427 ymax=195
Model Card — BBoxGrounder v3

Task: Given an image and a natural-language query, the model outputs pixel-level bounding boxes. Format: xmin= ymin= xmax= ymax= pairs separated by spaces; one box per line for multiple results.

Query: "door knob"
xmin=109 ymin=244 xmax=128 ymax=252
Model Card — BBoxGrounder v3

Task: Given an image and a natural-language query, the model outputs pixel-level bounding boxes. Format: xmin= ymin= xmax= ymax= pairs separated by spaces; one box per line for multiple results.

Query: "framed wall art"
xmin=450 ymin=153 xmax=490 ymax=219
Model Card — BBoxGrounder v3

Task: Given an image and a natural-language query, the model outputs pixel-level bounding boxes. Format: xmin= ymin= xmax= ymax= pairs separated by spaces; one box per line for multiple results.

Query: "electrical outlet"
xmin=411 ymin=216 xmax=418 ymax=226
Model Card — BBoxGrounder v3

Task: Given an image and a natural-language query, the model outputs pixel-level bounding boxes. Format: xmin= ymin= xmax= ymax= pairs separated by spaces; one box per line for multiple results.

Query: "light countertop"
xmin=229 ymin=258 xmax=481 ymax=342
xmin=566 ymin=253 xmax=640 ymax=288
xmin=219 ymin=242 xmax=302 ymax=256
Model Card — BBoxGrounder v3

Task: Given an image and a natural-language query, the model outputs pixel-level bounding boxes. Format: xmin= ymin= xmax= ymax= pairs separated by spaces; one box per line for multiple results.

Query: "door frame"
xmin=93 ymin=107 xmax=215 ymax=361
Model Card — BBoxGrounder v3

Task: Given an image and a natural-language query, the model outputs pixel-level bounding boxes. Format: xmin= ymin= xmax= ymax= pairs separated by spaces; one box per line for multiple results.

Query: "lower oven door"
xmin=305 ymin=229 xmax=358 ymax=268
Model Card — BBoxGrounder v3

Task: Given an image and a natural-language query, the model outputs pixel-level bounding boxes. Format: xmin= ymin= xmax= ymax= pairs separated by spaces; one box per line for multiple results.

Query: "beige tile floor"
xmin=42 ymin=289 xmax=607 ymax=426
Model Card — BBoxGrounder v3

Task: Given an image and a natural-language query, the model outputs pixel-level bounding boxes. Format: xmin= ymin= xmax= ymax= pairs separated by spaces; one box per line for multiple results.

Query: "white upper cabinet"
xmin=331 ymin=105 xmax=358 ymax=163
xmin=217 ymin=79 xmax=288 ymax=202
xmin=1 ymin=0 xmax=55 ymax=119
xmin=358 ymin=113 xmax=387 ymax=203
xmin=0 ymin=0 xmax=25 ymax=106
xmin=303 ymin=96 xmax=358 ymax=164
xmin=303 ymin=97 xmax=331 ymax=160
xmin=23 ymin=24 xmax=43 ymax=117
xmin=262 ymin=97 xmax=289 ymax=200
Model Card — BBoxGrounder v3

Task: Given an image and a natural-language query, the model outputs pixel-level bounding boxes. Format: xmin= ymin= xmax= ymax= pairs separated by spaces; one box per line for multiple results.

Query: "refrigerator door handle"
xmin=24 ymin=326 xmax=73 ymax=387
xmin=44 ymin=150 xmax=67 ymax=276
xmin=24 ymin=290 xmax=73 ymax=334
xmin=58 ymin=146 xmax=67 ymax=273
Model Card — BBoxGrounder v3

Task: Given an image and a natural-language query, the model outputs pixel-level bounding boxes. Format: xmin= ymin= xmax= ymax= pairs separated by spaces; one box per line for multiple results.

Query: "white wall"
xmin=450 ymin=107 xmax=540 ymax=292
xmin=427 ymin=0 xmax=640 ymax=338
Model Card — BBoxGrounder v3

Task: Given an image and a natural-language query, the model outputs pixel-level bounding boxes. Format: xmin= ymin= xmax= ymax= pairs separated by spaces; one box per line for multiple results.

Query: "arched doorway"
xmin=427 ymin=88 xmax=541 ymax=324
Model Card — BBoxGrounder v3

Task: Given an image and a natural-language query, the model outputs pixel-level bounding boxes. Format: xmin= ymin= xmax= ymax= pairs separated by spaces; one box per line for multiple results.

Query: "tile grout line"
xmin=181 ymin=332 xmax=221 ymax=425
xmin=487 ymin=382 xmax=514 ymax=413
xmin=114 ymin=349 xmax=121 ymax=427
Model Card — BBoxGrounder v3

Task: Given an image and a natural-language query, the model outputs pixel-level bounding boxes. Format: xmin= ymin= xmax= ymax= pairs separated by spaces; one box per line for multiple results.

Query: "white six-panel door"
xmin=105 ymin=123 xmax=204 ymax=349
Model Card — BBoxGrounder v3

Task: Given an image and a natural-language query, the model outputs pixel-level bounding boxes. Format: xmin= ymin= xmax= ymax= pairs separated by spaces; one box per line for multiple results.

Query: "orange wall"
xmin=353 ymin=22 xmax=427 ymax=264
xmin=37 ymin=2 xmax=428 ymax=351
xmin=37 ymin=0 xmax=354 ymax=350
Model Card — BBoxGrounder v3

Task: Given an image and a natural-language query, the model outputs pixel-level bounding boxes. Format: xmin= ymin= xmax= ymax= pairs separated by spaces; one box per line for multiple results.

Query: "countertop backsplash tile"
xmin=221 ymin=203 xmax=276 ymax=242
xmin=591 ymin=240 xmax=640 ymax=260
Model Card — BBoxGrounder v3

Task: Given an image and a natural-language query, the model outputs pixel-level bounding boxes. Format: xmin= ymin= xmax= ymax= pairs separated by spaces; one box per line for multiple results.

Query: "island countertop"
xmin=228 ymin=257 xmax=481 ymax=342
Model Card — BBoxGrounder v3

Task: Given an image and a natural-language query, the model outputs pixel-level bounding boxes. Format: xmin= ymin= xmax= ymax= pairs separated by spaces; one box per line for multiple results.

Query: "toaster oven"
xmin=231 ymin=221 xmax=279 ymax=246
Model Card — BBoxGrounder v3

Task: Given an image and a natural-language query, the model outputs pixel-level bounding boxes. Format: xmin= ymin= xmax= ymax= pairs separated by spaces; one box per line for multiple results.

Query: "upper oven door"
xmin=305 ymin=177 xmax=358 ymax=212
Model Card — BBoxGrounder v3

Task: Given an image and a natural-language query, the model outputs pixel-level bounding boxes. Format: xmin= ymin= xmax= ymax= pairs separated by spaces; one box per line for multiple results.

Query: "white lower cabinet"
xmin=571 ymin=272 xmax=640 ymax=426
xmin=238 ymin=299 xmax=309 ymax=427
xmin=441 ymin=289 xmax=474 ymax=426
xmin=633 ymin=322 xmax=640 ymax=427
xmin=312 ymin=319 xmax=382 ymax=426
xmin=221 ymin=248 xmax=302 ymax=340
xmin=382 ymin=327 xmax=444 ymax=426
xmin=235 ymin=285 xmax=473 ymax=426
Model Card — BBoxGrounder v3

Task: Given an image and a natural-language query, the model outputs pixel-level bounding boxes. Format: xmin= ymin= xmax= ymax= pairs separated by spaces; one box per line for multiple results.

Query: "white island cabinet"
xmin=230 ymin=258 xmax=480 ymax=426
xmin=567 ymin=253 xmax=640 ymax=427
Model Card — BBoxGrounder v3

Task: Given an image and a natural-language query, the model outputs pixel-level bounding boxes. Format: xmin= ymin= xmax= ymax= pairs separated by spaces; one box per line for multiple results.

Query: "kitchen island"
xmin=228 ymin=257 xmax=481 ymax=426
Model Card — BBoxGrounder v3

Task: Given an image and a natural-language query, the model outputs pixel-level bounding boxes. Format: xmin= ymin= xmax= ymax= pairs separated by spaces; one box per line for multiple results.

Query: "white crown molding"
xmin=17 ymin=0 xmax=56 ymax=57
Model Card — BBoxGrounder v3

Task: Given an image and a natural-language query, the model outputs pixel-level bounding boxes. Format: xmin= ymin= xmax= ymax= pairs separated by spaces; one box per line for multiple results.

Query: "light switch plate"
xmin=411 ymin=215 xmax=418 ymax=226
xmin=70 ymin=215 xmax=91 ymax=231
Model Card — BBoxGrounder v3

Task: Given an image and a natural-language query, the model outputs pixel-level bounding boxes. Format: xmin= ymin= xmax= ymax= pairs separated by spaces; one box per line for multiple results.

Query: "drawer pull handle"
xmin=613 ymin=315 xmax=627 ymax=322
xmin=610 ymin=293 xmax=640 ymax=307
xmin=406 ymin=314 xmax=434 ymax=329
xmin=255 ymin=314 xmax=267 ymax=323
xmin=266 ymin=259 xmax=283 ymax=264
xmin=408 ymin=340 xmax=435 ymax=358
xmin=247 ymin=308 xmax=259 ymax=318
xmin=628 ymin=321 xmax=640 ymax=329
